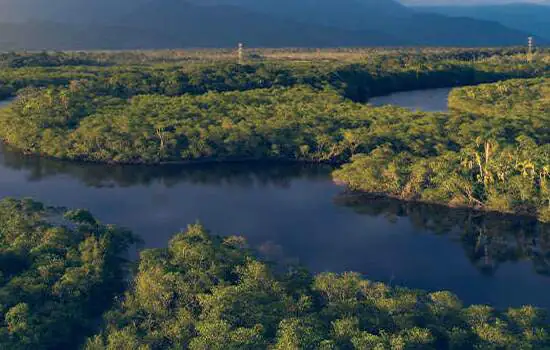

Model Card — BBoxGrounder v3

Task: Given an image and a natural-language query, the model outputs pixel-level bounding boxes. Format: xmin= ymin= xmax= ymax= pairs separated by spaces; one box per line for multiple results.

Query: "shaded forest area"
xmin=0 ymin=199 xmax=137 ymax=349
xmin=87 ymin=224 xmax=550 ymax=349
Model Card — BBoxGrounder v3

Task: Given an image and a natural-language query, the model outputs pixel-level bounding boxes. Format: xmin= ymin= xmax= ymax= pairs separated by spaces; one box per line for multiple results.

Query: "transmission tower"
xmin=528 ymin=36 xmax=534 ymax=62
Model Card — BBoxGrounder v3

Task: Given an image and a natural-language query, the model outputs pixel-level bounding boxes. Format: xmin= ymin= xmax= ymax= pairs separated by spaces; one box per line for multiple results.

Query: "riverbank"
xmin=2 ymin=80 xmax=548 ymax=224
xmin=87 ymin=223 xmax=550 ymax=349
xmin=333 ymin=189 xmax=546 ymax=223
xmin=335 ymin=77 xmax=550 ymax=223
xmin=1 ymin=50 xmax=550 ymax=348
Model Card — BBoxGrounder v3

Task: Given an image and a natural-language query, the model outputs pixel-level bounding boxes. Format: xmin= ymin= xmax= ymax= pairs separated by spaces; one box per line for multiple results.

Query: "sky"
xmin=399 ymin=0 xmax=550 ymax=5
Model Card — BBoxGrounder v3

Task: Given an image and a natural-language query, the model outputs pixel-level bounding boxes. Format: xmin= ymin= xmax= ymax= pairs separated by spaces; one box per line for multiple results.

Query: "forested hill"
xmin=0 ymin=0 xmax=540 ymax=49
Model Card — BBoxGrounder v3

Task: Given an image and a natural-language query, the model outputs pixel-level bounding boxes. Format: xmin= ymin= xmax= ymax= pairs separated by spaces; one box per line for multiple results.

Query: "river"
xmin=0 ymin=90 xmax=549 ymax=310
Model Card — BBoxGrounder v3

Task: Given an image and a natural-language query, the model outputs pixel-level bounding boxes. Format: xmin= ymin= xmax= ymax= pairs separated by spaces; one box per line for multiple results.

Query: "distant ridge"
xmin=0 ymin=0 xmax=542 ymax=50
xmin=417 ymin=3 xmax=550 ymax=41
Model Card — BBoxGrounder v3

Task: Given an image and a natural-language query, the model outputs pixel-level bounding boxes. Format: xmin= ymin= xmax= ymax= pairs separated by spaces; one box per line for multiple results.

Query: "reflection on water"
xmin=1 ymin=146 xmax=331 ymax=189
xmin=369 ymin=87 xmax=452 ymax=112
xmin=0 ymin=144 xmax=549 ymax=309
xmin=336 ymin=194 xmax=550 ymax=277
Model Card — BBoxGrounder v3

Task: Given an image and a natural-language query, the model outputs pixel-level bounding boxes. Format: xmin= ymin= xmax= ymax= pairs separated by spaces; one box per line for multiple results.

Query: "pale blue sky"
xmin=399 ymin=0 xmax=550 ymax=5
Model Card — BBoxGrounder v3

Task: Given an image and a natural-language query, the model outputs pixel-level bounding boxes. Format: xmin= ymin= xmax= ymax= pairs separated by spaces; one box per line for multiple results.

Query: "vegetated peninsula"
xmin=0 ymin=49 xmax=548 ymax=165
xmin=0 ymin=198 xmax=548 ymax=349
xmin=334 ymin=77 xmax=550 ymax=222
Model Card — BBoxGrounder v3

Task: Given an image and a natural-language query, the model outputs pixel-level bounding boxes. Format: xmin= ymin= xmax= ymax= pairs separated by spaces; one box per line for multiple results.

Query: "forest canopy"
xmin=87 ymin=224 xmax=550 ymax=350
xmin=334 ymin=78 xmax=550 ymax=222
xmin=0 ymin=198 xmax=137 ymax=349
xmin=0 ymin=50 xmax=549 ymax=348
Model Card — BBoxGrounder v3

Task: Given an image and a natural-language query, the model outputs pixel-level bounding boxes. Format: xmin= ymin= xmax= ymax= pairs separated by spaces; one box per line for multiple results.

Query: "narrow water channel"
xmin=369 ymin=87 xmax=452 ymax=112
xmin=0 ymin=90 xmax=548 ymax=310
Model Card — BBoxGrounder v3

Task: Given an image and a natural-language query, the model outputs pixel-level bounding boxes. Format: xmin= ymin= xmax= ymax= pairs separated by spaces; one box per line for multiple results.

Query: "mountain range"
xmin=417 ymin=3 xmax=550 ymax=42
xmin=0 ymin=0 xmax=545 ymax=50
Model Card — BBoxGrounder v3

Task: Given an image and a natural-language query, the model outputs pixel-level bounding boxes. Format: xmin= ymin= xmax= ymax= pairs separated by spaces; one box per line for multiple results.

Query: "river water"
xmin=0 ymin=90 xmax=549 ymax=310
xmin=369 ymin=87 xmax=452 ymax=112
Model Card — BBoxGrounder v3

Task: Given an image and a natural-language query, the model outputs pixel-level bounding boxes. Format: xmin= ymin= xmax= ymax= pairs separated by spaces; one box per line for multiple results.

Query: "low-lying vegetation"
xmin=1 ymin=200 xmax=547 ymax=349
xmin=334 ymin=137 xmax=550 ymax=221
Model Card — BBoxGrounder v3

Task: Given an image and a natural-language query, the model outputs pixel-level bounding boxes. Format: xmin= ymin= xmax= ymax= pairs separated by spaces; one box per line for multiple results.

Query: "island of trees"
xmin=0 ymin=199 xmax=549 ymax=349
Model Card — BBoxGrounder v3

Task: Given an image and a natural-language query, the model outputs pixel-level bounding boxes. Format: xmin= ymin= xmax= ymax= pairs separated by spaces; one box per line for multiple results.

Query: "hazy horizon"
xmin=400 ymin=0 xmax=550 ymax=5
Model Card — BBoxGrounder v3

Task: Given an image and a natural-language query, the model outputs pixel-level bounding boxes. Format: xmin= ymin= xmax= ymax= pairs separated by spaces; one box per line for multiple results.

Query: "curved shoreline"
xmin=2 ymin=137 xmax=547 ymax=224
xmin=333 ymin=189 xmax=547 ymax=224
xmin=0 ymin=142 xmax=341 ymax=166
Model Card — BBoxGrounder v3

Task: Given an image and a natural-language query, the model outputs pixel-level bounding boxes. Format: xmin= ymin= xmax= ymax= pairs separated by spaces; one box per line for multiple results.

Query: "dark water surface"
xmin=369 ymin=87 xmax=452 ymax=112
xmin=0 ymin=92 xmax=548 ymax=310
xmin=0 ymin=146 xmax=548 ymax=310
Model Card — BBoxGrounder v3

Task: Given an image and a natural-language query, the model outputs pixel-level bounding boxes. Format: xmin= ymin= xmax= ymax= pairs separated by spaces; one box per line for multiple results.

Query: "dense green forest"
xmin=334 ymin=78 xmax=550 ymax=222
xmin=1 ymin=86 xmax=443 ymax=163
xmin=0 ymin=198 xmax=137 ymax=349
xmin=1 ymin=49 xmax=548 ymax=101
xmin=3 ymin=83 xmax=547 ymax=165
xmin=448 ymin=77 xmax=550 ymax=118
xmin=0 ymin=48 xmax=549 ymax=348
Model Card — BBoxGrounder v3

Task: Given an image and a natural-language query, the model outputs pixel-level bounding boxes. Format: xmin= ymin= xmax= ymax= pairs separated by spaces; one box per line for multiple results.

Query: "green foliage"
xmin=0 ymin=198 xmax=137 ymax=349
xmin=0 ymin=50 xmax=548 ymax=164
xmin=0 ymin=85 xmax=449 ymax=164
xmin=335 ymin=78 xmax=550 ymax=222
xmin=0 ymin=52 xmax=103 ymax=69
xmin=89 ymin=224 xmax=550 ymax=349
